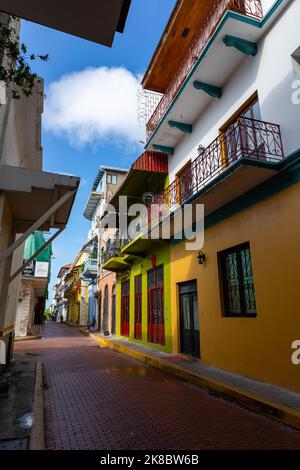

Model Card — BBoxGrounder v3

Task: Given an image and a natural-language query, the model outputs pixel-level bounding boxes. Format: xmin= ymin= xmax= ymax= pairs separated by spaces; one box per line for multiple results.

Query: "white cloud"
xmin=44 ymin=66 xmax=145 ymax=149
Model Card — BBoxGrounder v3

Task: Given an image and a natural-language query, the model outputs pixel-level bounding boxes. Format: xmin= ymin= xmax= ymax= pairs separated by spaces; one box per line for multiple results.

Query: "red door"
xmin=134 ymin=275 xmax=142 ymax=340
xmin=147 ymin=265 xmax=165 ymax=345
xmin=121 ymin=280 xmax=130 ymax=337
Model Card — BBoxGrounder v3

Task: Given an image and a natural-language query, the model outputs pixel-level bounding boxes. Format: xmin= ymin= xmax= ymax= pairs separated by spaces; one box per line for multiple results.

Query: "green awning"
xmin=24 ymin=231 xmax=52 ymax=262
xmin=24 ymin=231 xmax=52 ymax=299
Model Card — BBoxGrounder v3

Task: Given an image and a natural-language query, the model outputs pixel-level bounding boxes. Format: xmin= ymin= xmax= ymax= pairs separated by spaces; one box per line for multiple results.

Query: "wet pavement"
xmin=0 ymin=352 xmax=37 ymax=449
xmin=15 ymin=323 xmax=300 ymax=450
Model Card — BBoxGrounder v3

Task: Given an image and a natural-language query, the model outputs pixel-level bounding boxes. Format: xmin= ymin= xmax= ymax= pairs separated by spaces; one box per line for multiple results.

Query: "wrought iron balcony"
xmin=101 ymin=238 xmax=128 ymax=265
xmin=148 ymin=117 xmax=284 ymax=220
xmin=143 ymin=0 xmax=263 ymax=139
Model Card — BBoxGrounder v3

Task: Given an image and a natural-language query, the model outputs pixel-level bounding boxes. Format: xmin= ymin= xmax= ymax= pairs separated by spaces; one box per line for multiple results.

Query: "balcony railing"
xmin=82 ymin=258 xmax=98 ymax=277
xmin=101 ymin=237 xmax=129 ymax=265
xmin=85 ymin=258 xmax=97 ymax=269
xmin=144 ymin=0 xmax=263 ymax=138
xmin=148 ymin=117 xmax=284 ymax=221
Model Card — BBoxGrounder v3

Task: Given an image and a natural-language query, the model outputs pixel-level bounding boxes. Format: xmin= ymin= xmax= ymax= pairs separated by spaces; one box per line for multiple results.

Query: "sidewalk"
xmin=81 ymin=328 xmax=300 ymax=430
xmin=0 ymin=353 xmax=44 ymax=449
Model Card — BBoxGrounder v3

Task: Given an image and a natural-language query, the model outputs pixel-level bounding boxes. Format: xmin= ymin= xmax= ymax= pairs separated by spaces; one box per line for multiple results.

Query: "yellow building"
xmin=170 ymin=161 xmax=300 ymax=391
xmin=64 ymin=266 xmax=81 ymax=324
xmin=65 ymin=253 xmax=87 ymax=324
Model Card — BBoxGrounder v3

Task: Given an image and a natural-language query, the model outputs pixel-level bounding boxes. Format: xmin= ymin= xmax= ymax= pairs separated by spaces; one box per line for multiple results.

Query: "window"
xmin=107 ymin=174 xmax=117 ymax=184
xmin=219 ymin=243 xmax=256 ymax=317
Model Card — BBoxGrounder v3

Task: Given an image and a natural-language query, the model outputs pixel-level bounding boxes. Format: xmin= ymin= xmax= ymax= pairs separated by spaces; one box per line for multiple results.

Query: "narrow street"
xmin=15 ymin=323 xmax=300 ymax=450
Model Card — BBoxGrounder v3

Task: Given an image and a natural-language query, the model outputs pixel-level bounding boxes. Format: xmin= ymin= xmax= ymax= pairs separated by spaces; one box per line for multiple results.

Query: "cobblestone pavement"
xmin=15 ymin=323 xmax=300 ymax=450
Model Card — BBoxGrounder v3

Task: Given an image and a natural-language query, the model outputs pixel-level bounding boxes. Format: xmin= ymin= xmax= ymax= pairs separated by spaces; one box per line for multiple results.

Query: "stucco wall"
xmin=15 ymin=280 xmax=35 ymax=337
xmin=170 ymin=181 xmax=300 ymax=391
xmin=116 ymin=245 xmax=172 ymax=353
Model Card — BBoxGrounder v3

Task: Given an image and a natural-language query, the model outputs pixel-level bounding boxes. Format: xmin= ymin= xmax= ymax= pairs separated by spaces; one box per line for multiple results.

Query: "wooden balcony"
xmin=143 ymin=0 xmax=263 ymax=140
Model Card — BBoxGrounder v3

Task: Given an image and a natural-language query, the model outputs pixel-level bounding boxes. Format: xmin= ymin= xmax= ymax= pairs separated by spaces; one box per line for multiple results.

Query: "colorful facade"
xmin=103 ymin=0 xmax=300 ymax=392
xmin=102 ymin=151 xmax=173 ymax=352
xmin=64 ymin=253 xmax=87 ymax=324
xmin=53 ymin=263 xmax=72 ymax=322
xmin=83 ymin=165 xmax=128 ymax=334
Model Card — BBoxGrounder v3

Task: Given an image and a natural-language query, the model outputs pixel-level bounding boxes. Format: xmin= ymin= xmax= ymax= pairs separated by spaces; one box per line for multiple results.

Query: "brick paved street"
xmin=15 ymin=323 xmax=300 ymax=450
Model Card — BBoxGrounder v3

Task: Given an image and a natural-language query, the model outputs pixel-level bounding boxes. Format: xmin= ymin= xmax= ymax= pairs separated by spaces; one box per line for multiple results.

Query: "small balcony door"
xmin=176 ymin=160 xmax=192 ymax=205
xmin=179 ymin=281 xmax=200 ymax=358
xmin=147 ymin=265 xmax=165 ymax=345
xmin=121 ymin=280 xmax=130 ymax=337
xmin=221 ymin=94 xmax=265 ymax=164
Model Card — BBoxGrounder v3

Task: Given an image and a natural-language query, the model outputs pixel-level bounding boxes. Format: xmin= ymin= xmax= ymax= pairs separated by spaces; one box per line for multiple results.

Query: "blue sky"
xmin=21 ymin=0 xmax=175 ymax=304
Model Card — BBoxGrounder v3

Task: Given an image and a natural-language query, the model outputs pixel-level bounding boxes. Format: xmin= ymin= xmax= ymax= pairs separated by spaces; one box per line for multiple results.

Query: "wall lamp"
xmin=197 ymin=251 xmax=206 ymax=265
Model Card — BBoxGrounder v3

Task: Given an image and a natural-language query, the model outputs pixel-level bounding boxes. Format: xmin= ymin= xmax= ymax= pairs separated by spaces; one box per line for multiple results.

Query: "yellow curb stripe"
xmin=0 ymin=323 xmax=15 ymax=336
xmin=15 ymin=335 xmax=42 ymax=342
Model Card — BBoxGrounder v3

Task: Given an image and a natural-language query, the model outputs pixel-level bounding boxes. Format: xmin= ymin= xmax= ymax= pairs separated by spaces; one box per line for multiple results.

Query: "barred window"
xmin=219 ymin=243 xmax=256 ymax=317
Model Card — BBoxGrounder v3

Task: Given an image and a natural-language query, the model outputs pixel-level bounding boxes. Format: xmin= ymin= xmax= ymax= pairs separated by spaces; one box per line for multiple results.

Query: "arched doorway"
xmin=98 ymin=291 xmax=102 ymax=331
xmin=111 ymin=284 xmax=116 ymax=335
xmin=103 ymin=285 xmax=109 ymax=335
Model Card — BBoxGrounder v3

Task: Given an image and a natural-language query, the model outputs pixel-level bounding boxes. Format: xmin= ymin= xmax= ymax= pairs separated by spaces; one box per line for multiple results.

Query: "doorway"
xmin=121 ymin=279 xmax=130 ymax=337
xmin=98 ymin=291 xmax=102 ymax=331
xmin=147 ymin=265 xmax=165 ymax=345
xmin=220 ymin=93 xmax=264 ymax=163
xmin=103 ymin=285 xmax=109 ymax=334
xmin=111 ymin=284 xmax=116 ymax=335
xmin=179 ymin=281 xmax=200 ymax=358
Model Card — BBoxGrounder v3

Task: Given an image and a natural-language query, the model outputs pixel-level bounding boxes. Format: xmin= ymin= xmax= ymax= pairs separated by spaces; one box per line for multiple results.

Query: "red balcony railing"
xmin=145 ymin=0 xmax=263 ymax=138
xmin=148 ymin=117 xmax=284 ymax=222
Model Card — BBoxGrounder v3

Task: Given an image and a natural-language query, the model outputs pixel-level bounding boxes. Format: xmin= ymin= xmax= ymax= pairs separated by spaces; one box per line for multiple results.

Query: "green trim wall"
xmin=116 ymin=244 xmax=172 ymax=353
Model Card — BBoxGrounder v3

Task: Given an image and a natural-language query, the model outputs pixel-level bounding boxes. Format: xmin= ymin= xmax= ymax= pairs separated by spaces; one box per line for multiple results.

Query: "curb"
xmin=80 ymin=328 xmax=300 ymax=431
xmin=15 ymin=335 xmax=42 ymax=342
xmin=29 ymin=361 xmax=45 ymax=450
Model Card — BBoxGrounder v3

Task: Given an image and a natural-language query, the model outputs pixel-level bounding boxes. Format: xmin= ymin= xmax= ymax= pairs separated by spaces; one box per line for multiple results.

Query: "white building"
xmin=52 ymin=264 xmax=72 ymax=322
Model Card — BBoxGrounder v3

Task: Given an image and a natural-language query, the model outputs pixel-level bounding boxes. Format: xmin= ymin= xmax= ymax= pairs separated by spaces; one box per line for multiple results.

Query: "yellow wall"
xmin=116 ymin=245 xmax=172 ymax=352
xmin=65 ymin=253 xmax=86 ymax=324
xmin=171 ymin=182 xmax=300 ymax=392
xmin=83 ymin=284 xmax=89 ymax=325
xmin=67 ymin=291 xmax=80 ymax=324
